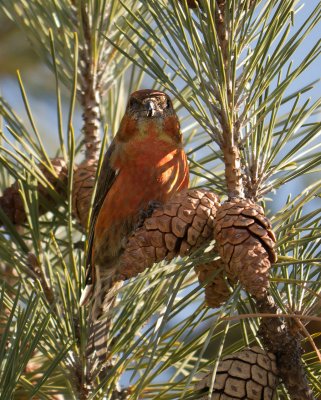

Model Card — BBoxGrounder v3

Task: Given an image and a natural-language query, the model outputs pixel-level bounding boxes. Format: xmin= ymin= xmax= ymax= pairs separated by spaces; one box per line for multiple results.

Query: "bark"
xmin=79 ymin=5 xmax=101 ymax=161
xmin=222 ymin=143 xmax=244 ymax=199
xmin=257 ymin=296 xmax=315 ymax=400
xmin=215 ymin=1 xmax=244 ymax=199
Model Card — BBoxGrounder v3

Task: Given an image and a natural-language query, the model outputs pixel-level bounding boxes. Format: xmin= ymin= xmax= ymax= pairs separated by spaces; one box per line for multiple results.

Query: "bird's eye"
xmin=166 ymin=99 xmax=172 ymax=109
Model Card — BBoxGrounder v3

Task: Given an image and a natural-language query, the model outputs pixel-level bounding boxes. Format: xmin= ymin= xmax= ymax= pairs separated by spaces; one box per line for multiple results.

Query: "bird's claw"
xmin=135 ymin=200 xmax=162 ymax=229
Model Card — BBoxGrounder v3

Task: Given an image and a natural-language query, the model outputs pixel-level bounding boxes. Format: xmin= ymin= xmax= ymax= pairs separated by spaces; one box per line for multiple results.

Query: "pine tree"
xmin=0 ymin=1 xmax=320 ymax=399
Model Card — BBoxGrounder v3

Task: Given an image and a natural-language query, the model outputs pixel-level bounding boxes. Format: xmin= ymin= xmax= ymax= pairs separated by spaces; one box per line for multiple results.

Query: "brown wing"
xmin=85 ymin=141 xmax=117 ymax=286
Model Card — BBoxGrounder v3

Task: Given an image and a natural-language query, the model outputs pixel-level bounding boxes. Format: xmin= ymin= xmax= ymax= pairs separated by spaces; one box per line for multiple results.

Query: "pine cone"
xmin=72 ymin=159 xmax=97 ymax=227
xmin=196 ymin=346 xmax=279 ymax=399
xmin=0 ymin=158 xmax=67 ymax=225
xmin=214 ymin=199 xmax=277 ymax=299
xmin=195 ymin=259 xmax=232 ymax=308
xmin=117 ymin=189 xmax=221 ymax=280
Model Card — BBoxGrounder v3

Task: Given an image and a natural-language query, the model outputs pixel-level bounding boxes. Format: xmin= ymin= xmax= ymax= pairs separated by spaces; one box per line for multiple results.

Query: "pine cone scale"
xmin=163 ymin=203 xmax=180 ymax=216
xmin=233 ymin=216 xmax=255 ymax=227
xmin=149 ymin=230 xmax=165 ymax=247
xmin=172 ymin=216 xmax=188 ymax=237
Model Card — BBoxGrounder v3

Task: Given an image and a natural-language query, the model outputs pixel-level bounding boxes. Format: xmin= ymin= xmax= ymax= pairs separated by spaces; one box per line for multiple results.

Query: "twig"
xmin=257 ymin=295 xmax=315 ymax=400
xmin=214 ymin=0 xmax=244 ymax=199
xmin=27 ymin=252 xmax=55 ymax=305
xmin=221 ymin=313 xmax=321 ymax=323
xmin=79 ymin=4 xmax=101 ymax=161
xmin=295 ymin=318 xmax=321 ymax=364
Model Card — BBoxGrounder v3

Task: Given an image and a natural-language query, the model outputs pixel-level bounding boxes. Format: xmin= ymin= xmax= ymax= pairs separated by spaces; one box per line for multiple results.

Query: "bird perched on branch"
xmin=80 ymin=89 xmax=189 ymax=373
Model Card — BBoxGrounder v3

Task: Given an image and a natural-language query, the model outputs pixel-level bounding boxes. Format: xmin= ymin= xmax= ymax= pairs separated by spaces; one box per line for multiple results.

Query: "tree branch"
xmin=79 ymin=4 xmax=101 ymax=161
xmin=257 ymin=295 xmax=315 ymax=400
xmin=27 ymin=253 xmax=55 ymax=306
xmin=215 ymin=0 xmax=244 ymax=199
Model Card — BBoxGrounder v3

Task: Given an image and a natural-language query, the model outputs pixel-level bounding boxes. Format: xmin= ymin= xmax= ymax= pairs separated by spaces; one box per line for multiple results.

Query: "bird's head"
xmin=117 ymin=89 xmax=182 ymax=145
xmin=126 ymin=89 xmax=175 ymax=120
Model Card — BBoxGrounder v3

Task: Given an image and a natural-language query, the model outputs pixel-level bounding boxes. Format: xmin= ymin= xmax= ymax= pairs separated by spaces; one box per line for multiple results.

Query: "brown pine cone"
xmin=0 ymin=158 xmax=67 ymax=225
xmin=214 ymin=198 xmax=277 ymax=299
xmin=117 ymin=189 xmax=221 ymax=280
xmin=72 ymin=159 xmax=97 ymax=227
xmin=195 ymin=259 xmax=232 ymax=308
xmin=196 ymin=346 xmax=279 ymax=399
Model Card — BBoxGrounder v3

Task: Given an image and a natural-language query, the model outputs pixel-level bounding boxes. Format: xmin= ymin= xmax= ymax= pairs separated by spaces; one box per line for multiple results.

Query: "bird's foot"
xmin=135 ymin=200 xmax=163 ymax=229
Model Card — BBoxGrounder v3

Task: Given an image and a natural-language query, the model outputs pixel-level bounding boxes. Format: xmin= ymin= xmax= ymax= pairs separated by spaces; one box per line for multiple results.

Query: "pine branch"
xmin=213 ymin=0 xmax=244 ymax=198
xmin=257 ymin=295 xmax=314 ymax=400
xmin=27 ymin=253 xmax=55 ymax=306
xmin=79 ymin=3 xmax=102 ymax=161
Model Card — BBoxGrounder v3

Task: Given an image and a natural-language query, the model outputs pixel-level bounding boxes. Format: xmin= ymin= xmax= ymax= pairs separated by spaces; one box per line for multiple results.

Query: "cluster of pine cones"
xmin=0 ymin=157 xmax=277 ymax=307
xmin=0 ymin=157 xmax=279 ymax=399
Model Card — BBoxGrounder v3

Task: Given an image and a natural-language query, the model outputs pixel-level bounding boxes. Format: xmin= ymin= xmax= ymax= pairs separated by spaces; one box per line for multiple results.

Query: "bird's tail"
xmin=86 ymin=275 xmax=123 ymax=379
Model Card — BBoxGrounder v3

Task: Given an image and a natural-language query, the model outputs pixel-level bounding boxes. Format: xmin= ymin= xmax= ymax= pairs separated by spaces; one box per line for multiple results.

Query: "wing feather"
xmin=84 ymin=140 xmax=117 ymax=289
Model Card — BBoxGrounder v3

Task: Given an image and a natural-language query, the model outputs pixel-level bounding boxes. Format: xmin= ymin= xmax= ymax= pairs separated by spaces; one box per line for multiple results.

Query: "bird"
xmin=80 ymin=89 xmax=189 ymax=374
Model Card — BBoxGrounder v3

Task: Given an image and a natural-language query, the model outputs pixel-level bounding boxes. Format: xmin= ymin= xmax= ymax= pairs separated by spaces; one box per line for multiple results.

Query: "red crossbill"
xmin=80 ymin=89 xmax=189 ymax=366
